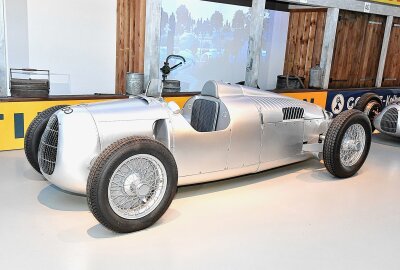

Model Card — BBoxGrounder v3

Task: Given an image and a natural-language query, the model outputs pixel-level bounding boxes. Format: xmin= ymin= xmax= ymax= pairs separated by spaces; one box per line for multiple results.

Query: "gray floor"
xmin=0 ymin=133 xmax=399 ymax=270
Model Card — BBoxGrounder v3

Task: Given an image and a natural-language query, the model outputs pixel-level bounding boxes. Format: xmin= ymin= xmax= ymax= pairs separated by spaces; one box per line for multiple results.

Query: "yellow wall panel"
xmin=371 ymin=0 xmax=400 ymax=6
xmin=280 ymin=91 xmax=327 ymax=108
xmin=164 ymin=96 xmax=191 ymax=108
xmin=0 ymin=100 xmax=111 ymax=151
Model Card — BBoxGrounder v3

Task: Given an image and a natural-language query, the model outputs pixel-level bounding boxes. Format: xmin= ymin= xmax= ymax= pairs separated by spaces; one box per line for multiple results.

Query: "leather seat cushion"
xmin=191 ymin=99 xmax=219 ymax=132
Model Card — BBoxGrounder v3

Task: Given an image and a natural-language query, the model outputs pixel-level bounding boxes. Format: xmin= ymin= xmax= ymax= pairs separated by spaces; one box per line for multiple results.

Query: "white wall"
xmin=5 ymin=0 xmax=116 ymax=95
xmin=0 ymin=0 xmax=7 ymax=96
xmin=5 ymin=0 xmax=29 ymax=70
xmin=259 ymin=11 xmax=289 ymax=90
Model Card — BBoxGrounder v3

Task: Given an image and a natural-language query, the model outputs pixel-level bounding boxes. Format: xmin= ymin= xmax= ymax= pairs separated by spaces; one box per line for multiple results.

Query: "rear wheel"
xmin=323 ymin=110 xmax=372 ymax=178
xmin=24 ymin=105 xmax=68 ymax=173
xmin=87 ymin=137 xmax=178 ymax=233
xmin=354 ymin=93 xmax=382 ymax=131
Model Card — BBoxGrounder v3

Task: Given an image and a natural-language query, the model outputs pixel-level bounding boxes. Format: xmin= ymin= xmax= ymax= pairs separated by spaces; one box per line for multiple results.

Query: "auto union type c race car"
xmin=373 ymin=101 xmax=400 ymax=138
xmin=353 ymin=92 xmax=399 ymax=138
xmin=25 ymin=80 xmax=372 ymax=233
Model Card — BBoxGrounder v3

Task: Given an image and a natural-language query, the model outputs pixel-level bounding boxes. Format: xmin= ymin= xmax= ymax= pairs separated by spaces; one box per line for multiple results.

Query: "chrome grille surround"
xmin=380 ymin=108 xmax=398 ymax=134
xmin=38 ymin=115 xmax=59 ymax=175
xmin=282 ymin=107 xmax=304 ymax=121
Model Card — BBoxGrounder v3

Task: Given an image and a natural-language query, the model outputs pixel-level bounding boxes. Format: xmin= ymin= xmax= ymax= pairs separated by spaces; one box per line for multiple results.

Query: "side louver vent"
xmin=381 ymin=108 xmax=398 ymax=134
xmin=282 ymin=107 xmax=304 ymax=121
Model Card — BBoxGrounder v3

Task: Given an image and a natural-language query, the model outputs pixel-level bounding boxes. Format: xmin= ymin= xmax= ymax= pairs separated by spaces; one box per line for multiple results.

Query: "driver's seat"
xmin=191 ymin=82 xmax=220 ymax=132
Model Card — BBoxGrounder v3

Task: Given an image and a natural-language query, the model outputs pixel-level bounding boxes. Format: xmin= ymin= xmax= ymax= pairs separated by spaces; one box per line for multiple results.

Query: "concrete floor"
xmin=0 ymin=133 xmax=399 ymax=270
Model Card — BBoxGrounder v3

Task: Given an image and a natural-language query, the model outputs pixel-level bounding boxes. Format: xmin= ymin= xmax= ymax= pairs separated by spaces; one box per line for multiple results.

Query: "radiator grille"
xmin=282 ymin=107 xmax=304 ymax=121
xmin=381 ymin=108 xmax=398 ymax=134
xmin=38 ymin=115 xmax=59 ymax=175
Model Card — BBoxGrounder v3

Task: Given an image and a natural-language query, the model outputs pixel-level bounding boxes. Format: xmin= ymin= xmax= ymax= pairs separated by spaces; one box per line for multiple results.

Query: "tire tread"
xmin=354 ymin=93 xmax=381 ymax=111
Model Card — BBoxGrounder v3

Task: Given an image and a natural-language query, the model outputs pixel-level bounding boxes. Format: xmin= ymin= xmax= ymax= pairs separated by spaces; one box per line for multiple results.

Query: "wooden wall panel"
xmin=115 ymin=0 xmax=146 ymax=94
xmin=329 ymin=11 xmax=386 ymax=89
xmin=382 ymin=17 xmax=400 ymax=87
xmin=283 ymin=9 xmax=326 ymax=87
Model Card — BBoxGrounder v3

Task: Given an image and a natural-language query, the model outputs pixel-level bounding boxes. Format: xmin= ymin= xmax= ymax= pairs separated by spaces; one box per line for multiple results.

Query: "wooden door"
xmin=329 ymin=11 xmax=386 ymax=89
xmin=283 ymin=9 xmax=327 ymax=88
xmin=382 ymin=17 xmax=400 ymax=87
xmin=115 ymin=0 xmax=146 ymax=94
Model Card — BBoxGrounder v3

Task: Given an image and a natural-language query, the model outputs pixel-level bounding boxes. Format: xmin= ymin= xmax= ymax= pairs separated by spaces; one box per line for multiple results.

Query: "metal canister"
xmin=162 ymin=80 xmax=181 ymax=93
xmin=309 ymin=65 xmax=323 ymax=89
xmin=126 ymin=73 xmax=144 ymax=95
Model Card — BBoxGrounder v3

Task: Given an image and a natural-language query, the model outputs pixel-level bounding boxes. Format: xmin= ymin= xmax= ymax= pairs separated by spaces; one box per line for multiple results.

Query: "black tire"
xmin=24 ymin=105 xmax=68 ymax=173
xmin=87 ymin=137 xmax=178 ymax=233
xmin=354 ymin=93 xmax=382 ymax=131
xmin=323 ymin=109 xmax=372 ymax=178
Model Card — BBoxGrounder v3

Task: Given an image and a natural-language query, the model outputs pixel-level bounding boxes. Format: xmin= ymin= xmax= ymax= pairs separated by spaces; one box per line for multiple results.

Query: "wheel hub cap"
xmin=123 ymin=174 xmax=140 ymax=196
xmin=136 ymin=183 xmax=151 ymax=198
xmin=342 ymin=140 xmax=362 ymax=151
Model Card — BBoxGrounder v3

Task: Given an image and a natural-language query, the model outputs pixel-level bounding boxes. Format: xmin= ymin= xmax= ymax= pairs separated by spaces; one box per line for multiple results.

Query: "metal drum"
xmin=276 ymin=75 xmax=305 ymax=90
xmin=162 ymin=80 xmax=181 ymax=93
xmin=126 ymin=73 xmax=144 ymax=95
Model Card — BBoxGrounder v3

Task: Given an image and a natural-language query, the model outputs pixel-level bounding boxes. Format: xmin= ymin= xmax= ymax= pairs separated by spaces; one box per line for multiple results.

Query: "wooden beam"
xmin=115 ymin=0 xmax=130 ymax=94
xmin=202 ymin=0 xmax=289 ymax=11
xmin=137 ymin=0 xmax=146 ymax=73
xmin=320 ymin=7 xmax=339 ymax=89
xmin=376 ymin=16 xmax=393 ymax=87
xmin=205 ymin=0 xmax=400 ymax=17
xmin=144 ymin=0 xmax=162 ymax=88
xmin=245 ymin=0 xmax=267 ymax=88
xmin=0 ymin=0 xmax=7 ymax=97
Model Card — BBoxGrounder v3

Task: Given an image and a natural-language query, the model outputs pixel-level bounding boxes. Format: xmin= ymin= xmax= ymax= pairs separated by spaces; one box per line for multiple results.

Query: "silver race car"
xmin=353 ymin=92 xmax=399 ymax=137
xmin=25 ymin=80 xmax=372 ymax=233
xmin=374 ymin=101 xmax=400 ymax=137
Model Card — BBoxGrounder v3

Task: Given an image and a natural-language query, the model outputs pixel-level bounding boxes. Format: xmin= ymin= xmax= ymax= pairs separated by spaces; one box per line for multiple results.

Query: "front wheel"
xmin=24 ymin=105 xmax=68 ymax=173
xmin=323 ymin=110 xmax=372 ymax=178
xmin=87 ymin=137 xmax=178 ymax=233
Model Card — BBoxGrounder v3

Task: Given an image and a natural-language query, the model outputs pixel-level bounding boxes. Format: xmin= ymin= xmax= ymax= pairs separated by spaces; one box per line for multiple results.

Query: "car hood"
xmin=83 ymin=96 xmax=170 ymax=122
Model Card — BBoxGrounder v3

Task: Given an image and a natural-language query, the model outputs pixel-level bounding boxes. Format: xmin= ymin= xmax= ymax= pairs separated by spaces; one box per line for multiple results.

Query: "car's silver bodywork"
xmin=39 ymin=81 xmax=332 ymax=194
xmin=374 ymin=102 xmax=400 ymax=137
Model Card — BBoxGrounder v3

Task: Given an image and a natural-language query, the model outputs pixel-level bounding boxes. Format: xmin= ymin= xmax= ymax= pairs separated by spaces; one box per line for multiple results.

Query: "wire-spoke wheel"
xmin=108 ymin=154 xmax=168 ymax=220
xmin=87 ymin=137 xmax=178 ymax=233
xmin=339 ymin=124 xmax=366 ymax=167
xmin=323 ymin=110 xmax=371 ymax=178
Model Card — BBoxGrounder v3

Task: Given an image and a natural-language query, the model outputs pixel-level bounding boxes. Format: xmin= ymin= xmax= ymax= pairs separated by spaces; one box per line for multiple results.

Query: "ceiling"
xmin=201 ymin=0 xmax=292 ymax=12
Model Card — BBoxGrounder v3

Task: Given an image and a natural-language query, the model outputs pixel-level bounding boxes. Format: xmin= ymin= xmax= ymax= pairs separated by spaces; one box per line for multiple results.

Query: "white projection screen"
xmin=160 ymin=0 xmax=289 ymax=92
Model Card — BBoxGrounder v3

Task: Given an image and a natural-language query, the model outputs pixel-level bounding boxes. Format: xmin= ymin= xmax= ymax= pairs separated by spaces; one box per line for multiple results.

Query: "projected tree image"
xmin=160 ymin=0 xmax=289 ymax=91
